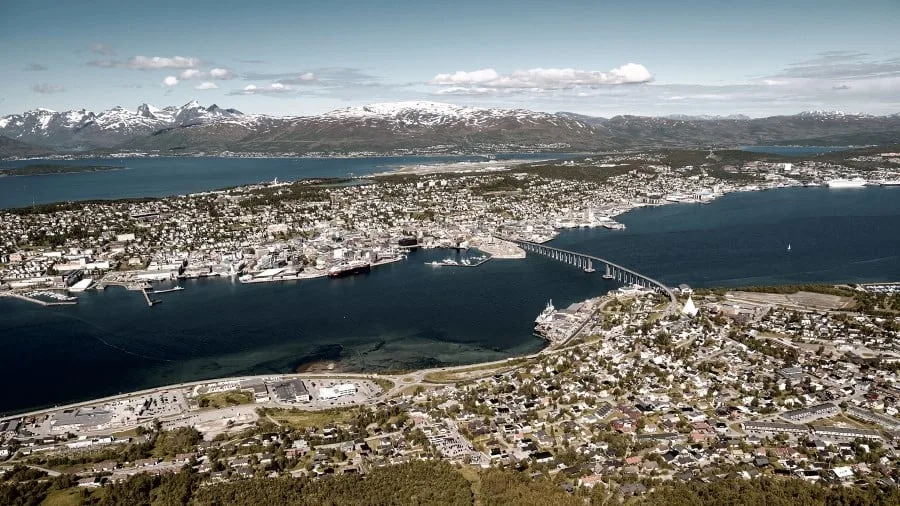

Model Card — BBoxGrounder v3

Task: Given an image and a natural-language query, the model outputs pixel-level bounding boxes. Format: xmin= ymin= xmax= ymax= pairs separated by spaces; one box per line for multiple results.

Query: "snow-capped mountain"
xmin=0 ymin=102 xmax=255 ymax=151
xmin=2 ymin=101 xmax=899 ymax=156
xmin=317 ymin=101 xmax=588 ymax=129
xmin=118 ymin=101 xmax=598 ymax=154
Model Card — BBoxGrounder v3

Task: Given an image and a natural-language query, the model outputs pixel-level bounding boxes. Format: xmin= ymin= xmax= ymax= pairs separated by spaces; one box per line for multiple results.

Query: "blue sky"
xmin=2 ymin=0 xmax=899 ymax=117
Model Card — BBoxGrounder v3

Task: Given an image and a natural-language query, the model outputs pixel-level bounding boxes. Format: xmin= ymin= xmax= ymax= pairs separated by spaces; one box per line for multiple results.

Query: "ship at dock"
xmin=534 ymin=299 xmax=555 ymax=326
xmin=826 ymin=178 xmax=867 ymax=188
xmin=328 ymin=260 xmax=372 ymax=278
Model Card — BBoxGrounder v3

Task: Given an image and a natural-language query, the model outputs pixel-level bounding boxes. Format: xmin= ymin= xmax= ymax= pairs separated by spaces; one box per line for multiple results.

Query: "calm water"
xmin=0 ymin=154 xmax=562 ymax=209
xmin=1 ymin=186 xmax=898 ymax=414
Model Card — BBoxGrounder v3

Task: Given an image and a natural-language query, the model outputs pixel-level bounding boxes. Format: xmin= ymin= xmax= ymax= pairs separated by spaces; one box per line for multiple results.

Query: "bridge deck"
xmin=502 ymin=237 xmax=676 ymax=303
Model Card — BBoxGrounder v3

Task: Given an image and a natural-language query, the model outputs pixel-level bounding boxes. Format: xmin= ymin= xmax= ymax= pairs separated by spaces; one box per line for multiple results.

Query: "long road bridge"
xmin=501 ymin=238 xmax=676 ymax=304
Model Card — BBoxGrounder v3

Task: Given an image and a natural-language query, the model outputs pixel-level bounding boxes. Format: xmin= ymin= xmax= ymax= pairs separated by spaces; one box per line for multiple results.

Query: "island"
xmin=0 ymin=163 xmax=124 ymax=177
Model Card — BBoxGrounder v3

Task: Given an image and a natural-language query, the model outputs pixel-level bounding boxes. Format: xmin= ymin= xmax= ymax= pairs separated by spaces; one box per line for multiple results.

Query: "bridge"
xmin=502 ymin=238 xmax=676 ymax=304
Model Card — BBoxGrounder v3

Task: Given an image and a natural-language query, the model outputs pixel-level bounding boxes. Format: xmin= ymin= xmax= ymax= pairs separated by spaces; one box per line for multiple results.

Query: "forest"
xmin=3 ymin=461 xmax=899 ymax=505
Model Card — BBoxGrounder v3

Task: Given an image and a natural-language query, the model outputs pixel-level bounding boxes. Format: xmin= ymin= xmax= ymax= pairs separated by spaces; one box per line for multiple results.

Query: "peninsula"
xmin=0 ymin=163 xmax=124 ymax=177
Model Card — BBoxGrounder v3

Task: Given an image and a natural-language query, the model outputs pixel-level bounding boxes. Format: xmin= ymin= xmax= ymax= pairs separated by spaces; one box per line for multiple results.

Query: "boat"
xmin=826 ymin=178 xmax=867 ymax=188
xmin=534 ymin=299 xmax=555 ymax=326
xmin=328 ymin=260 xmax=371 ymax=278
xmin=787 ymin=243 xmax=791 ymax=252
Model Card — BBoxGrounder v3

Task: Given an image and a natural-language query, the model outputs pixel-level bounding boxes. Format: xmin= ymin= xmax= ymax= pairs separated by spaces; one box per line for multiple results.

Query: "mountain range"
xmin=2 ymin=101 xmax=899 ymax=158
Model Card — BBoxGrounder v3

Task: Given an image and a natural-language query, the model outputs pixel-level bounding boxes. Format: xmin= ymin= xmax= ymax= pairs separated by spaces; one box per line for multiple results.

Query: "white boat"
xmin=534 ymin=299 xmax=555 ymax=325
xmin=787 ymin=243 xmax=791 ymax=252
xmin=826 ymin=178 xmax=867 ymax=188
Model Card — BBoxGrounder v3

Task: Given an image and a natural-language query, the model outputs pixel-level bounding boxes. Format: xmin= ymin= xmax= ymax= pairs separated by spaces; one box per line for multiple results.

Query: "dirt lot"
xmin=727 ymin=290 xmax=854 ymax=310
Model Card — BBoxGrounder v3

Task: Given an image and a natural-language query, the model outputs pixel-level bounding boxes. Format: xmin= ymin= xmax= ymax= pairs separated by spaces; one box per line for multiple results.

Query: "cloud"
xmin=278 ymin=72 xmax=317 ymax=85
xmin=772 ymin=51 xmax=900 ymax=80
xmin=32 ymin=83 xmax=66 ymax=94
xmin=162 ymin=76 xmax=179 ymax=87
xmin=431 ymin=69 xmax=499 ymax=85
xmin=179 ymin=67 xmax=235 ymax=80
xmin=126 ymin=56 xmax=201 ymax=70
xmin=209 ymin=68 xmax=234 ymax=80
xmin=195 ymin=82 xmax=218 ymax=90
xmin=431 ymin=63 xmax=653 ymax=91
xmin=24 ymin=63 xmax=48 ymax=72
xmin=179 ymin=69 xmax=204 ymax=80
xmin=229 ymin=82 xmax=293 ymax=95
xmin=243 ymin=67 xmax=378 ymax=87
xmin=87 ymin=59 xmax=121 ymax=68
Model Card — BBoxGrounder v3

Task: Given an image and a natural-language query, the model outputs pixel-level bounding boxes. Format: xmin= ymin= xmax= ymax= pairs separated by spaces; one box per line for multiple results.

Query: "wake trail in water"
xmin=49 ymin=312 xmax=173 ymax=362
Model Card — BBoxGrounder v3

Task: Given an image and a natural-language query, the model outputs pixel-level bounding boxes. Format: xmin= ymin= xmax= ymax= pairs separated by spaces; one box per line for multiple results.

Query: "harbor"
xmin=426 ymin=253 xmax=492 ymax=268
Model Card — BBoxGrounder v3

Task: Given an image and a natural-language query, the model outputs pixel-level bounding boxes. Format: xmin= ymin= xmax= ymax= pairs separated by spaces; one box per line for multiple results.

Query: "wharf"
xmin=141 ymin=288 xmax=162 ymax=307
xmin=151 ymin=286 xmax=185 ymax=294
xmin=0 ymin=291 xmax=77 ymax=306
xmin=371 ymin=256 xmax=406 ymax=268
xmin=426 ymin=256 xmax=492 ymax=268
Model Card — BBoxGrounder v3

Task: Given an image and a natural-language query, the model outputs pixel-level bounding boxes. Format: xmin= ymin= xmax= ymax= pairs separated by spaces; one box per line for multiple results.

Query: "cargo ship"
xmin=534 ymin=299 xmax=555 ymax=326
xmin=328 ymin=260 xmax=371 ymax=278
xmin=826 ymin=178 xmax=867 ymax=188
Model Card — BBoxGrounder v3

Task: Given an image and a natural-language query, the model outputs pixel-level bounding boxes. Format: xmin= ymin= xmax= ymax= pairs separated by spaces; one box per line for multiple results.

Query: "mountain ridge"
xmin=2 ymin=101 xmax=899 ymax=158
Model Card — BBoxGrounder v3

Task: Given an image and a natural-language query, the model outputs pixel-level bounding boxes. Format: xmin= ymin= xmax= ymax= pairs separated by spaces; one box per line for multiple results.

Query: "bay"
xmin=1 ymin=186 xmax=898 ymax=414
xmin=0 ymin=154 xmax=562 ymax=209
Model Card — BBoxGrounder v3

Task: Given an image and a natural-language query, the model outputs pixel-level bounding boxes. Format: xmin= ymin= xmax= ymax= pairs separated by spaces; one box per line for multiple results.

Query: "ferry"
xmin=328 ymin=260 xmax=371 ymax=278
xmin=826 ymin=178 xmax=867 ymax=188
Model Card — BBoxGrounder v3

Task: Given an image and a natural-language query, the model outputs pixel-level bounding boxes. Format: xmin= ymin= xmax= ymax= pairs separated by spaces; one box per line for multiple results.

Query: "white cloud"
xmin=431 ymin=63 xmax=653 ymax=90
xmin=229 ymin=82 xmax=293 ymax=95
xmin=431 ymin=69 xmax=500 ymax=85
xmin=127 ymin=56 xmax=200 ymax=70
xmin=209 ymin=68 xmax=234 ymax=80
xmin=162 ymin=76 xmax=179 ymax=87
xmin=195 ymin=82 xmax=218 ymax=90
xmin=179 ymin=67 xmax=235 ymax=80
xmin=180 ymin=69 xmax=204 ymax=80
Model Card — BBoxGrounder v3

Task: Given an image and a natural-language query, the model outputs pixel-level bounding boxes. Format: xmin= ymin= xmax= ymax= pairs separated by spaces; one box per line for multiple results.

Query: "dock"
xmin=0 ymin=291 xmax=77 ymax=306
xmin=150 ymin=286 xmax=185 ymax=294
xmin=141 ymin=288 xmax=162 ymax=307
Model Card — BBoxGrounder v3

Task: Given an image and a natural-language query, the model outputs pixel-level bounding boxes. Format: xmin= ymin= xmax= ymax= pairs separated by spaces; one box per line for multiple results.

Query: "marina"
xmin=427 ymin=254 xmax=491 ymax=268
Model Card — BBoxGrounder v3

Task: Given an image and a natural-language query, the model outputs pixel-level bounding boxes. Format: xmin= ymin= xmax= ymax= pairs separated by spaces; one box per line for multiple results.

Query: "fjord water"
xmin=0 ymin=154 xmax=559 ymax=209
xmin=1 ymin=186 xmax=899 ymax=413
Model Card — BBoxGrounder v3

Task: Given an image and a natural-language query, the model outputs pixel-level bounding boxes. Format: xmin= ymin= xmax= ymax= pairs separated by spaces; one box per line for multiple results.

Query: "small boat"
xmin=787 ymin=243 xmax=791 ymax=252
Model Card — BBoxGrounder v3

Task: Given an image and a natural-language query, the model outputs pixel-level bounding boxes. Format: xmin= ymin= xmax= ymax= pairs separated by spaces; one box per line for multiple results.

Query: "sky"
xmin=2 ymin=0 xmax=899 ymax=118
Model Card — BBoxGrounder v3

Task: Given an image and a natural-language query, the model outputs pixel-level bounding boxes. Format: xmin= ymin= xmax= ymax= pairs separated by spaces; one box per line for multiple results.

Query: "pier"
xmin=502 ymin=237 xmax=676 ymax=303
xmin=141 ymin=288 xmax=162 ymax=307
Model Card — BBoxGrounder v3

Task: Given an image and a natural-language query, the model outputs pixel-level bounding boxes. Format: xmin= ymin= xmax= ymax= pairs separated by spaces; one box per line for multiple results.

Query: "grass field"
xmin=196 ymin=390 xmax=253 ymax=409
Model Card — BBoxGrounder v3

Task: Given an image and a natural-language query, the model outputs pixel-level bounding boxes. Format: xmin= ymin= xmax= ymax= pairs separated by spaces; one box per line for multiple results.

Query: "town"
xmin=2 ymin=149 xmax=899 ymax=299
xmin=1 ymin=279 xmax=898 ymax=500
xmin=1 ymin=149 xmax=899 ymax=502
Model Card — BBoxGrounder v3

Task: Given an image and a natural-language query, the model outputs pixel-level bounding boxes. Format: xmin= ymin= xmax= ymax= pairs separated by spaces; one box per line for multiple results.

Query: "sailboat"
xmin=787 ymin=243 xmax=791 ymax=252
